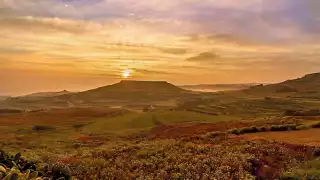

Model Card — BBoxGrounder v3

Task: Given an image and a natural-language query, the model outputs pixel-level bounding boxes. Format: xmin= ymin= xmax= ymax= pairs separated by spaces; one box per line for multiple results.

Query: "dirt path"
xmin=242 ymin=129 xmax=320 ymax=146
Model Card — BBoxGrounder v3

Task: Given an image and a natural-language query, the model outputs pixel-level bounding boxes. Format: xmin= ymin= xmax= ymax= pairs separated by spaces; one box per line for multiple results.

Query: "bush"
xmin=310 ymin=121 xmax=320 ymax=128
xmin=229 ymin=126 xmax=262 ymax=135
xmin=296 ymin=124 xmax=310 ymax=130
xmin=32 ymin=125 xmax=55 ymax=132
xmin=204 ymin=131 xmax=226 ymax=138
xmin=257 ymin=126 xmax=269 ymax=132
xmin=238 ymin=126 xmax=259 ymax=134
xmin=296 ymin=121 xmax=320 ymax=130
xmin=284 ymin=109 xmax=320 ymax=116
xmin=264 ymin=97 xmax=273 ymax=101
xmin=270 ymin=124 xmax=297 ymax=132
xmin=228 ymin=128 xmax=241 ymax=135
xmin=0 ymin=109 xmax=22 ymax=114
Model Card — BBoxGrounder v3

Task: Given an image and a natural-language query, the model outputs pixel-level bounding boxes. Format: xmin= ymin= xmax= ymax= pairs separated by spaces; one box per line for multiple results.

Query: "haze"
xmin=1 ymin=0 xmax=319 ymax=95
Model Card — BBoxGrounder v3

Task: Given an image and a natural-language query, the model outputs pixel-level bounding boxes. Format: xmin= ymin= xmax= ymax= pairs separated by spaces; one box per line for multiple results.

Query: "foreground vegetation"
xmin=2 ymin=135 xmax=320 ymax=180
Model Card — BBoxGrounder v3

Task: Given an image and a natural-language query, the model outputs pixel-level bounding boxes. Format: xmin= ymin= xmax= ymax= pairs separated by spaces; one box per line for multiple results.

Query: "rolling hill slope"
xmin=247 ymin=72 xmax=320 ymax=94
xmin=0 ymin=81 xmax=191 ymax=109
xmin=23 ymin=90 xmax=71 ymax=97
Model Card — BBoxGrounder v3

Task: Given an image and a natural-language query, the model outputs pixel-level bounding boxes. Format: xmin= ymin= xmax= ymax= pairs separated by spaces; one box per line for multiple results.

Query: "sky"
xmin=0 ymin=0 xmax=319 ymax=95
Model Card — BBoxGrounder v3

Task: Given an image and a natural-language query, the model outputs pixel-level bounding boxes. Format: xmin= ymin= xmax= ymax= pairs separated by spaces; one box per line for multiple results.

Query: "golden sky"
xmin=0 ymin=0 xmax=319 ymax=95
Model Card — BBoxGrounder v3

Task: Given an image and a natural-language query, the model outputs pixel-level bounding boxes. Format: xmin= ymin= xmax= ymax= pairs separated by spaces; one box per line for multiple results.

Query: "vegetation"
xmin=282 ymin=158 xmax=320 ymax=179
xmin=227 ymin=122 xmax=320 ymax=135
xmin=32 ymin=125 xmax=56 ymax=132
xmin=0 ymin=149 xmax=71 ymax=180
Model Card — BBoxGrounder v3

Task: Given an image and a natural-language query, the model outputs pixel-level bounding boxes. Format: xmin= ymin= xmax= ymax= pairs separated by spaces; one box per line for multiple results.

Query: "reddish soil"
xmin=149 ymin=118 xmax=311 ymax=139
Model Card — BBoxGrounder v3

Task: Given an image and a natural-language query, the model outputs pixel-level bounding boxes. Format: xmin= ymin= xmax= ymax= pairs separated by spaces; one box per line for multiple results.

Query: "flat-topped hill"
xmin=57 ymin=80 xmax=187 ymax=101
xmin=87 ymin=80 xmax=184 ymax=93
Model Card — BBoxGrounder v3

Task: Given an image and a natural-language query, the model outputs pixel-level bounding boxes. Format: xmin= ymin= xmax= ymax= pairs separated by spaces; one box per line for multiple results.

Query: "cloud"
xmin=187 ymin=52 xmax=220 ymax=62
xmin=0 ymin=16 xmax=93 ymax=34
xmin=0 ymin=0 xmax=319 ymax=94
xmin=0 ymin=47 xmax=34 ymax=54
xmin=157 ymin=47 xmax=188 ymax=55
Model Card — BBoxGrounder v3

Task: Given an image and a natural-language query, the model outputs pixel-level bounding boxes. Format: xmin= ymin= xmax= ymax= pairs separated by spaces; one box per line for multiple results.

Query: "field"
xmin=1 ymin=103 xmax=320 ymax=179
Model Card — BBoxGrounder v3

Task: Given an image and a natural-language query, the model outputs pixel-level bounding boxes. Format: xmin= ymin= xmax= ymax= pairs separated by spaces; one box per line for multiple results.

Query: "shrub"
xmin=296 ymin=124 xmax=310 ymax=130
xmin=72 ymin=123 xmax=87 ymax=131
xmin=204 ymin=131 xmax=226 ymax=138
xmin=228 ymin=128 xmax=241 ymax=135
xmin=238 ymin=126 xmax=259 ymax=134
xmin=284 ymin=109 xmax=320 ymax=117
xmin=257 ymin=126 xmax=269 ymax=132
xmin=270 ymin=124 xmax=297 ymax=132
xmin=264 ymin=97 xmax=273 ymax=101
xmin=309 ymin=121 xmax=320 ymax=128
xmin=0 ymin=109 xmax=22 ymax=114
xmin=32 ymin=125 xmax=55 ymax=132
xmin=284 ymin=110 xmax=298 ymax=116
xmin=72 ymin=124 xmax=86 ymax=129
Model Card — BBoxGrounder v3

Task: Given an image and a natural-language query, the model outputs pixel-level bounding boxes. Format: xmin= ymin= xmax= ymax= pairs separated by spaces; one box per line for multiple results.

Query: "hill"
xmin=180 ymin=83 xmax=260 ymax=92
xmin=0 ymin=80 xmax=191 ymax=109
xmin=22 ymin=90 xmax=71 ymax=97
xmin=0 ymin=96 xmax=9 ymax=101
xmin=247 ymin=72 xmax=320 ymax=95
xmin=85 ymin=80 xmax=184 ymax=94
xmin=58 ymin=80 xmax=187 ymax=101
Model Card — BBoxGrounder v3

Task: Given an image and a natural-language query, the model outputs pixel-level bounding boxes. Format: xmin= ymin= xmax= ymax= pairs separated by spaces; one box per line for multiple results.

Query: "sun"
xmin=121 ymin=69 xmax=133 ymax=78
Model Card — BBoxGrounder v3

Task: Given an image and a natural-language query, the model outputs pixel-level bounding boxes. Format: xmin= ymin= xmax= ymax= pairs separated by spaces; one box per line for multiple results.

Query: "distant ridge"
xmin=22 ymin=90 xmax=71 ymax=97
xmin=248 ymin=72 xmax=320 ymax=93
xmin=180 ymin=83 xmax=261 ymax=92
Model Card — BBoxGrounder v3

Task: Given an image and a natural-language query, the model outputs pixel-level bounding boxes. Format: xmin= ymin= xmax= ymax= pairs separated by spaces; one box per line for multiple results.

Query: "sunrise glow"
xmin=122 ymin=69 xmax=133 ymax=78
xmin=0 ymin=0 xmax=319 ymax=95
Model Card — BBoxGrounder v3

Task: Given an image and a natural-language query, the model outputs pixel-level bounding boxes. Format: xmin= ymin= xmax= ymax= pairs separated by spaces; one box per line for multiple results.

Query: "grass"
xmin=83 ymin=110 xmax=237 ymax=135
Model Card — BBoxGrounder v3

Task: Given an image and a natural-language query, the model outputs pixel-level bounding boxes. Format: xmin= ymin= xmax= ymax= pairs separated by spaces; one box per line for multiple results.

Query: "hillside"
xmin=0 ymin=96 xmax=9 ymax=101
xmin=0 ymin=81 xmax=192 ymax=109
xmin=247 ymin=72 xmax=320 ymax=95
xmin=22 ymin=90 xmax=71 ymax=97
xmin=58 ymin=80 xmax=187 ymax=101
xmin=86 ymin=80 xmax=184 ymax=93
xmin=180 ymin=83 xmax=260 ymax=92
